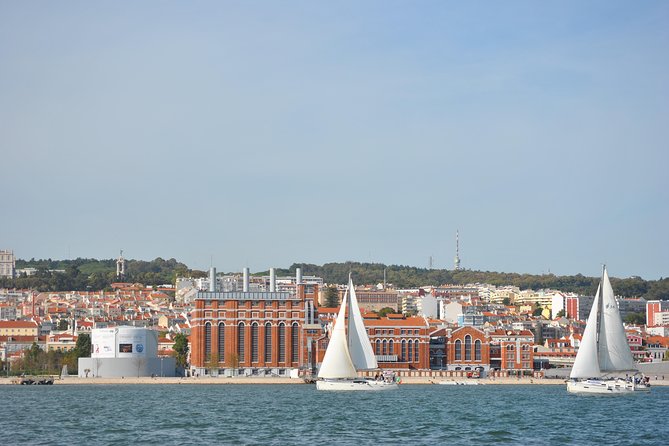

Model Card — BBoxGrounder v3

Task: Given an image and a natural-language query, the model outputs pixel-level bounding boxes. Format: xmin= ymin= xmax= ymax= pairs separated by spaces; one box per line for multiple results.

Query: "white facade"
xmin=80 ymin=327 xmax=175 ymax=377
xmin=0 ymin=250 xmax=15 ymax=278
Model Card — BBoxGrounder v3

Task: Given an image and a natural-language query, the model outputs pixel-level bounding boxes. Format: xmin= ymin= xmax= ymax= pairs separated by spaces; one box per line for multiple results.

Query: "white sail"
xmin=347 ymin=277 xmax=379 ymax=370
xmin=598 ymin=269 xmax=637 ymax=373
xmin=570 ymin=284 xmax=602 ymax=379
xmin=317 ymin=292 xmax=357 ymax=379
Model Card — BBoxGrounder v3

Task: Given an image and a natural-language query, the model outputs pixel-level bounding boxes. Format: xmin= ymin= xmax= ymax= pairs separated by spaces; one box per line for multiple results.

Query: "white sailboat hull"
xmin=316 ymin=378 xmax=399 ymax=391
xmin=567 ymin=379 xmax=650 ymax=395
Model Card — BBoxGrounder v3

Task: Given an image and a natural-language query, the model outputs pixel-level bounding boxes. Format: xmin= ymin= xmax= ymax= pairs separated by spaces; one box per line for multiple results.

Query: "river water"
xmin=2 ymin=384 xmax=666 ymax=445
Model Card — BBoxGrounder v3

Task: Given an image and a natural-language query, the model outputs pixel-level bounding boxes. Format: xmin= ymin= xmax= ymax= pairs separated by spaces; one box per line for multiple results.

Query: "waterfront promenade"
xmin=2 ymin=375 xmax=668 ymax=386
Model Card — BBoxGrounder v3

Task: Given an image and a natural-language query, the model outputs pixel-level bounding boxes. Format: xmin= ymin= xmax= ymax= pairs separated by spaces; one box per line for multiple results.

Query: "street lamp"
xmin=160 ymin=357 xmax=164 ymax=377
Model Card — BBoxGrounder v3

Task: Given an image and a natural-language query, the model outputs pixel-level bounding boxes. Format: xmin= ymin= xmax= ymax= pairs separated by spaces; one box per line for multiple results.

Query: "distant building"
xmin=647 ymin=300 xmax=669 ymax=326
xmin=0 ymin=250 xmax=15 ymax=278
xmin=446 ymin=326 xmax=490 ymax=375
xmin=0 ymin=320 xmax=38 ymax=337
xmin=489 ymin=329 xmax=535 ymax=376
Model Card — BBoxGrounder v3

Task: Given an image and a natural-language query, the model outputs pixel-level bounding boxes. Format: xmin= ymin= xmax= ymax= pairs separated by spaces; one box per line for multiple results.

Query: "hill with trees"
xmin=1 ymin=258 xmax=667 ymax=300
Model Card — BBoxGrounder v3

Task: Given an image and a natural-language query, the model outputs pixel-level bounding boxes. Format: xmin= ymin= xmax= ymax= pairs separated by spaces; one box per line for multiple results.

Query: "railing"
xmin=376 ymin=355 xmax=399 ymax=362
xmin=197 ymin=291 xmax=296 ymax=301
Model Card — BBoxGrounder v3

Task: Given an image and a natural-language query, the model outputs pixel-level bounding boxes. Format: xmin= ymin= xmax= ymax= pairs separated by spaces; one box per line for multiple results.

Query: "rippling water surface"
xmin=2 ymin=384 xmax=667 ymax=445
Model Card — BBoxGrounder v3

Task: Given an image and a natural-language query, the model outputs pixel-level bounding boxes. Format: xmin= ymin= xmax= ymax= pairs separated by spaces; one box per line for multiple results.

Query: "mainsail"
xmin=598 ymin=269 xmax=637 ymax=373
xmin=347 ymin=277 xmax=379 ymax=371
xmin=317 ymin=291 xmax=357 ymax=379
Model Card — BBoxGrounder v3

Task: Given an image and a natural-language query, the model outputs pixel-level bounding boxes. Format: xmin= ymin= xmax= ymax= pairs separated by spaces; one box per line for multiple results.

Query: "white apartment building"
xmin=0 ymin=250 xmax=15 ymax=278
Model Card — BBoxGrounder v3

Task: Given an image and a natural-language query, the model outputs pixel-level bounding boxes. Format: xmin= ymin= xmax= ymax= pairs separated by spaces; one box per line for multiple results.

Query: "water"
xmin=2 ymin=384 xmax=667 ymax=445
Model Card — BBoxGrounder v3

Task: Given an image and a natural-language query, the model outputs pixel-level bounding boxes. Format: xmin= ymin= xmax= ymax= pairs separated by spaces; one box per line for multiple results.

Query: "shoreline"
xmin=2 ymin=376 xmax=667 ymax=386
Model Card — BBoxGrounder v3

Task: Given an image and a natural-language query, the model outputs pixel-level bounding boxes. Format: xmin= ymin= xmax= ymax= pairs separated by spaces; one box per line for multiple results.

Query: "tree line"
xmin=0 ymin=257 xmax=204 ymax=292
xmin=276 ymin=262 xmax=669 ymax=300
xmin=2 ymin=258 xmax=667 ymax=300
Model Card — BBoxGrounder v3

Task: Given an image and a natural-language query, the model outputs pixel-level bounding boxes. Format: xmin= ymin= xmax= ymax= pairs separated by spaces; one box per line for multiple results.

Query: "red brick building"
xmin=446 ymin=326 xmax=490 ymax=376
xmin=489 ymin=329 xmax=535 ymax=376
xmin=190 ymin=283 xmax=319 ymax=377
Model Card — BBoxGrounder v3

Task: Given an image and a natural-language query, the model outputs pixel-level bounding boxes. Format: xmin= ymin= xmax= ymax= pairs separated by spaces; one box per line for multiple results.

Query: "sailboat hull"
xmin=316 ymin=378 xmax=399 ymax=391
xmin=567 ymin=379 xmax=650 ymax=395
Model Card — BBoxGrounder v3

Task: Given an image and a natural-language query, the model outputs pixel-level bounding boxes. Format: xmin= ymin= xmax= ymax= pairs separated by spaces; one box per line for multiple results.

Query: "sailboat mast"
xmin=595 ymin=265 xmax=604 ymax=348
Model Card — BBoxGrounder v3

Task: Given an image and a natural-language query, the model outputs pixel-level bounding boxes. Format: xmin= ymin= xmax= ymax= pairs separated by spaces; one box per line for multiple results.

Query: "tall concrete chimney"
xmin=296 ymin=267 xmax=302 ymax=285
xmin=270 ymin=268 xmax=276 ymax=292
xmin=243 ymin=267 xmax=249 ymax=292
xmin=209 ymin=267 xmax=216 ymax=292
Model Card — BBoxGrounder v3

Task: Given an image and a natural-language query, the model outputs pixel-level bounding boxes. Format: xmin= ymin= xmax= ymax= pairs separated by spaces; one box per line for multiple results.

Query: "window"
xmin=218 ymin=322 xmax=225 ymax=362
xmin=401 ymin=340 xmax=407 ymax=362
xmin=475 ymin=340 xmax=481 ymax=361
xmin=375 ymin=339 xmax=381 ymax=355
xmin=251 ymin=323 xmax=259 ymax=363
xmin=408 ymin=340 xmax=413 ymax=363
xmin=204 ymin=322 xmax=212 ymax=359
xmin=237 ymin=322 xmax=245 ymax=362
xmin=264 ymin=323 xmax=272 ymax=363
xmin=455 ymin=340 xmax=462 ymax=360
xmin=278 ymin=323 xmax=286 ymax=362
xmin=291 ymin=323 xmax=299 ymax=363
xmin=414 ymin=340 xmax=419 ymax=362
xmin=382 ymin=340 xmax=388 ymax=356
xmin=389 ymin=340 xmax=394 ymax=356
xmin=465 ymin=335 xmax=472 ymax=361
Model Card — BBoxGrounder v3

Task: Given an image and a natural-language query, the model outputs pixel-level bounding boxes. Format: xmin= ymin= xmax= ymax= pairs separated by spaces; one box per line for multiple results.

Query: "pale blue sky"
xmin=1 ymin=1 xmax=667 ymax=279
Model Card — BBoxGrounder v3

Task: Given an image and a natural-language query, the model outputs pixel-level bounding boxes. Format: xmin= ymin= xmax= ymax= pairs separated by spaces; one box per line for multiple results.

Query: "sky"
xmin=1 ymin=1 xmax=668 ymax=279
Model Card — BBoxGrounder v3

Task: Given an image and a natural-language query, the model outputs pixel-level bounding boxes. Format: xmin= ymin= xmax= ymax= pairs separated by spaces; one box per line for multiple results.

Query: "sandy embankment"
xmin=1 ymin=376 xmax=667 ymax=386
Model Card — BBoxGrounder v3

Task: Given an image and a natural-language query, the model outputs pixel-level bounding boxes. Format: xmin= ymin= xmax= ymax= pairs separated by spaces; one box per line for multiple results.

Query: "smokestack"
xmin=209 ymin=267 xmax=216 ymax=292
xmin=270 ymin=268 xmax=276 ymax=292
xmin=243 ymin=267 xmax=249 ymax=292
xmin=296 ymin=267 xmax=302 ymax=285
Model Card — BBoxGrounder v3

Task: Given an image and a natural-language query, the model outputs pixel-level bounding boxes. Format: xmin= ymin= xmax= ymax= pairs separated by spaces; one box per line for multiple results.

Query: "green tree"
xmin=533 ymin=306 xmax=544 ymax=317
xmin=173 ymin=333 xmax=189 ymax=368
xmin=57 ymin=319 xmax=69 ymax=331
xmin=324 ymin=286 xmax=339 ymax=307
xmin=74 ymin=333 xmax=92 ymax=358
xmin=556 ymin=309 xmax=565 ymax=318
xmin=377 ymin=307 xmax=396 ymax=317
xmin=624 ymin=312 xmax=645 ymax=325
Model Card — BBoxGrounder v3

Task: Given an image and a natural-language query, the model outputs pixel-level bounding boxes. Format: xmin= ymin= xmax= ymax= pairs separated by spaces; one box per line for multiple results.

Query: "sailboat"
xmin=567 ymin=266 xmax=650 ymax=394
xmin=316 ymin=276 xmax=399 ymax=391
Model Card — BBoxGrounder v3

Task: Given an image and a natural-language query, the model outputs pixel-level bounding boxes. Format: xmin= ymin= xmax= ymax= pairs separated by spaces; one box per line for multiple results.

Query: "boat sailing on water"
xmin=567 ymin=266 xmax=650 ymax=394
xmin=316 ymin=275 xmax=398 ymax=391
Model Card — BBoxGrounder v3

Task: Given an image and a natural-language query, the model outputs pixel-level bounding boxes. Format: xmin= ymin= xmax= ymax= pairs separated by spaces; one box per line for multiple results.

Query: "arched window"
xmin=455 ymin=339 xmax=462 ymax=360
xmin=251 ymin=323 xmax=259 ymax=363
xmin=237 ymin=322 xmax=245 ymax=362
xmin=375 ymin=339 xmax=381 ymax=355
xmin=264 ymin=322 xmax=272 ymax=363
xmin=414 ymin=340 xmax=419 ymax=363
xmin=465 ymin=335 xmax=472 ymax=361
xmin=401 ymin=340 xmax=407 ymax=361
xmin=291 ymin=322 xmax=299 ymax=363
xmin=278 ymin=323 xmax=286 ymax=362
xmin=204 ymin=322 xmax=212 ymax=360
xmin=389 ymin=340 xmax=394 ymax=356
xmin=475 ymin=340 xmax=481 ymax=361
xmin=507 ymin=344 xmax=515 ymax=350
xmin=218 ymin=322 xmax=225 ymax=362
xmin=382 ymin=340 xmax=388 ymax=356
xmin=408 ymin=341 xmax=413 ymax=363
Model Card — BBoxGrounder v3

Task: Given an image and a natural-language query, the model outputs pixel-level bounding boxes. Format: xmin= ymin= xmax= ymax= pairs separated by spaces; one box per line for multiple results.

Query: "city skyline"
xmin=2 ymin=2 xmax=668 ymax=279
